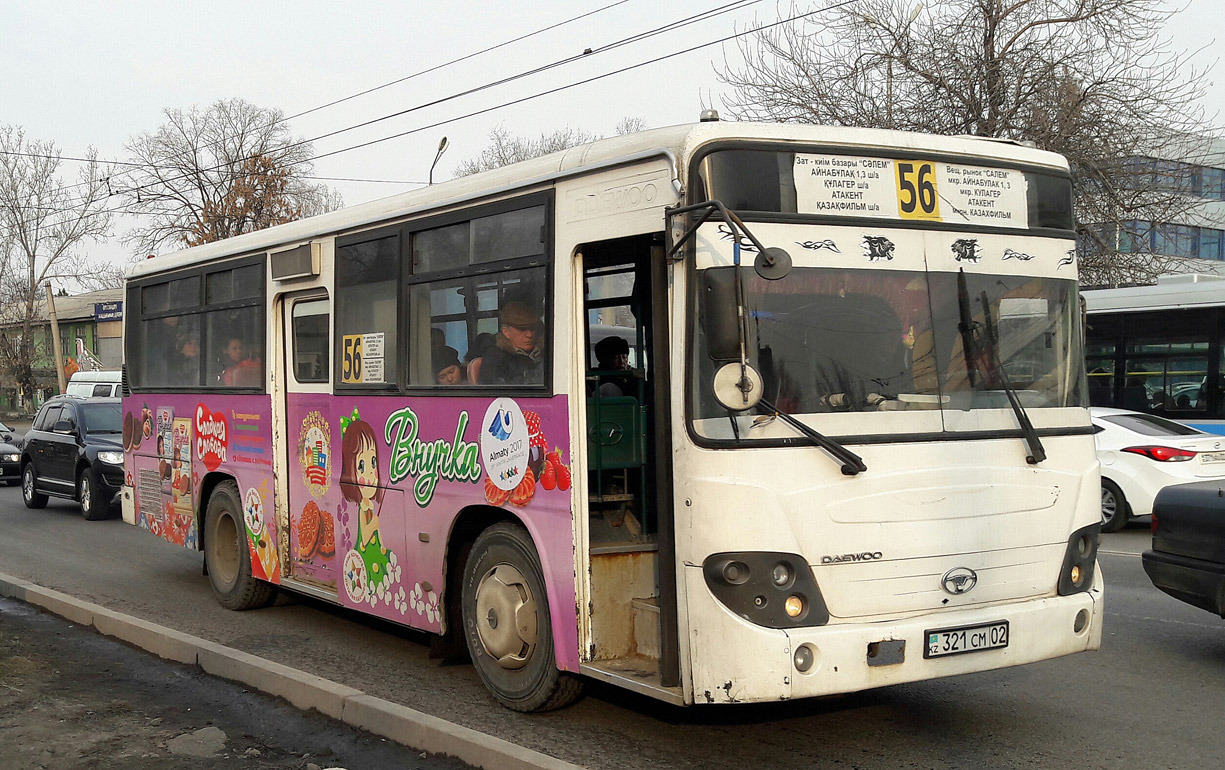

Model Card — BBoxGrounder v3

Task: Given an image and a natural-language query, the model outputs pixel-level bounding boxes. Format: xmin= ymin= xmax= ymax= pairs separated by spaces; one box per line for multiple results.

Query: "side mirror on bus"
xmin=700 ymin=269 xmax=742 ymax=362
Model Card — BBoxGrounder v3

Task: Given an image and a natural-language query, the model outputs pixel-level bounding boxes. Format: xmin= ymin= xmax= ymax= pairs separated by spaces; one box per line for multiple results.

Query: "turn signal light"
xmin=1121 ymin=445 xmax=1197 ymax=462
xmin=785 ymin=595 xmax=804 ymax=617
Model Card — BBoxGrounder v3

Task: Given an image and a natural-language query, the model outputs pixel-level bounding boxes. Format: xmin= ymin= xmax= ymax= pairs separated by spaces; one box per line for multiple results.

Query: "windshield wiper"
xmin=956 ymin=269 xmax=1046 ymax=464
xmin=756 ymin=398 xmax=867 ymax=476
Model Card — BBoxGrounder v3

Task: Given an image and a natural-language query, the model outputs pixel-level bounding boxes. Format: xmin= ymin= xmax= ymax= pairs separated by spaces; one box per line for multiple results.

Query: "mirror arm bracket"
xmin=666 ymin=200 xmax=773 ymax=260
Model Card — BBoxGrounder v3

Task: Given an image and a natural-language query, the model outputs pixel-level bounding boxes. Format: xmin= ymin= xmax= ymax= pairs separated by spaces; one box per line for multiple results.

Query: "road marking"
xmin=1099 ymin=549 xmax=1141 ymax=558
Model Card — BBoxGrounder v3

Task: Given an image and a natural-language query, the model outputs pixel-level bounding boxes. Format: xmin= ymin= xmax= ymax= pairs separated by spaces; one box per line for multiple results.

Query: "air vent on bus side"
xmin=270 ymin=243 xmax=321 ymax=281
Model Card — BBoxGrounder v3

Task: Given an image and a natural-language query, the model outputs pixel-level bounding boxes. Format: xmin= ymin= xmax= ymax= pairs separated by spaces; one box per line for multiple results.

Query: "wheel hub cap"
xmin=212 ymin=514 xmax=240 ymax=586
xmin=474 ymin=564 xmax=537 ymax=670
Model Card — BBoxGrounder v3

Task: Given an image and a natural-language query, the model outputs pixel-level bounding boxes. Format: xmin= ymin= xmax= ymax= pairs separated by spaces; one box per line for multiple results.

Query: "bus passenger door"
xmin=577 ymin=233 xmax=678 ymax=690
xmin=279 ymin=291 xmax=339 ymax=596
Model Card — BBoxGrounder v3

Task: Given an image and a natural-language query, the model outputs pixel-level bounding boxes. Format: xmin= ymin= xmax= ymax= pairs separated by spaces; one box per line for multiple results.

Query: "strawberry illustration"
xmin=540 ymin=455 xmax=557 ymax=490
xmin=551 ymin=447 xmax=571 ymax=491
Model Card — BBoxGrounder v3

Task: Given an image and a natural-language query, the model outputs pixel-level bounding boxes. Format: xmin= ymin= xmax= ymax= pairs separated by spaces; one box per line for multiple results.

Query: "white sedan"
xmin=1092 ymin=406 xmax=1225 ymax=532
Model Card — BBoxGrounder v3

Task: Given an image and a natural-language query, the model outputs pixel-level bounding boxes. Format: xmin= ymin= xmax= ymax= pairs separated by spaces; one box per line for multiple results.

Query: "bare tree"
xmin=121 ymin=98 xmax=342 ymax=255
xmin=615 ymin=117 xmax=648 ymax=136
xmin=453 ymin=117 xmax=648 ymax=177
xmin=0 ymin=125 xmax=116 ymax=404
xmin=453 ymin=124 xmax=601 ymax=177
xmin=718 ymin=0 xmax=1213 ymax=286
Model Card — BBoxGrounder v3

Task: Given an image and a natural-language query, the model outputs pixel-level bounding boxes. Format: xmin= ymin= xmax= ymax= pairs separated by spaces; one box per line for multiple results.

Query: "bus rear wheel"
xmin=203 ymin=480 xmax=276 ymax=611
xmin=460 ymin=522 xmax=582 ymax=712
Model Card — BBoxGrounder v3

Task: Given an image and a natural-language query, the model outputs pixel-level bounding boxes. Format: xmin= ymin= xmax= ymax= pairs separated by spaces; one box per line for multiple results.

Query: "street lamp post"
xmin=429 ymin=136 xmax=449 ymax=186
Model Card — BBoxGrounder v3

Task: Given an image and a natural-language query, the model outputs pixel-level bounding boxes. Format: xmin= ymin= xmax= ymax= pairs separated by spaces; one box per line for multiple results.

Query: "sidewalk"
xmin=0 ymin=572 xmax=583 ymax=770
xmin=0 ymin=595 xmax=472 ymax=770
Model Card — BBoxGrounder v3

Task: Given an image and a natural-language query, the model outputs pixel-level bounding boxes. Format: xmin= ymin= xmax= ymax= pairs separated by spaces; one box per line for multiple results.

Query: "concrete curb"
xmin=0 ymin=571 xmax=585 ymax=770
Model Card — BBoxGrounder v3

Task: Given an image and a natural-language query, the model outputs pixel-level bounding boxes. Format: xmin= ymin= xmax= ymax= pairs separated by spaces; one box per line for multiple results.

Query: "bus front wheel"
xmin=203 ymin=480 xmax=276 ymax=611
xmin=460 ymin=522 xmax=583 ymax=712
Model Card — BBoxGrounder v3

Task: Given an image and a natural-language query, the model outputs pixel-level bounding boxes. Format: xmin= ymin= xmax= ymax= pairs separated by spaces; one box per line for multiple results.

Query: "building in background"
xmin=0 ymin=287 xmax=123 ymax=411
xmin=1086 ymin=134 xmax=1225 ymax=286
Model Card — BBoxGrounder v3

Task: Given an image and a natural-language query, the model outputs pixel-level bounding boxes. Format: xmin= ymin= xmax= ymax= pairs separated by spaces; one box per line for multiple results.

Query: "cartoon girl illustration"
xmin=340 ymin=409 xmax=392 ymax=602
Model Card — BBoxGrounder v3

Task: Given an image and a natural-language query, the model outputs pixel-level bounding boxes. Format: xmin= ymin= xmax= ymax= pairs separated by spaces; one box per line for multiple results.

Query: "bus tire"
xmin=203 ymin=480 xmax=276 ymax=611
xmin=1100 ymin=478 xmax=1130 ymax=533
xmin=78 ymin=467 xmax=108 ymax=521
xmin=461 ymin=522 xmax=583 ymax=712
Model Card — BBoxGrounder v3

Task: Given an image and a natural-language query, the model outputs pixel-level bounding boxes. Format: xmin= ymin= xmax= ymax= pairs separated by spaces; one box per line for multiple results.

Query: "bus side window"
xmin=405 ymin=271 xmax=545 ymax=387
xmin=291 ymin=299 xmax=329 ymax=383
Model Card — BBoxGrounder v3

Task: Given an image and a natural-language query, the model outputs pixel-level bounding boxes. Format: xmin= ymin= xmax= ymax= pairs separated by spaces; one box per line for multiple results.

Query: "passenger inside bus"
xmin=479 ymin=300 xmax=544 ymax=385
xmin=216 ymin=336 xmax=262 ymax=386
xmin=174 ymin=335 xmax=200 ymax=384
xmin=434 ymin=347 xmax=466 ymax=385
xmin=592 ymin=335 xmax=633 ymax=397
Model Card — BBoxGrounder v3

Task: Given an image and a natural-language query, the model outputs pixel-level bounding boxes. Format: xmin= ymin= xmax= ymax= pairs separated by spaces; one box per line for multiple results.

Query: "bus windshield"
xmin=691 ymin=267 xmax=1085 ymax=436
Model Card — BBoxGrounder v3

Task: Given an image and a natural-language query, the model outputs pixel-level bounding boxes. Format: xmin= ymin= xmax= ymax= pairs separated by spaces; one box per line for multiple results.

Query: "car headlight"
xmin=97 ymin=451 xmax=124 ymax=465
xmin=2 ymin=454 xmax=17 ymax=463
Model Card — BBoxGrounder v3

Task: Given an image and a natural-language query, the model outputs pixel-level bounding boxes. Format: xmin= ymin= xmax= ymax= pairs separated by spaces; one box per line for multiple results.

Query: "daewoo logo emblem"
xmin=942 ymin=567 xmax=978 ymax=595
xmin=820 ymin=551 xmax=882 ymax=564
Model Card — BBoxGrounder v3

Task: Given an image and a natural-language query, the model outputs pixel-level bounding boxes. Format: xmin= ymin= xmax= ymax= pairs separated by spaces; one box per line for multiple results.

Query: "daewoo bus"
xmin=122 ymin=119 xmax=1102 ymax=711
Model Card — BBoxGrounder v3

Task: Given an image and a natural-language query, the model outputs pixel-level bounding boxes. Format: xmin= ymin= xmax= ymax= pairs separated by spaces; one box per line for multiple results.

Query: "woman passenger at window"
xmin=434 ymin=347 xmax=466 ymax=385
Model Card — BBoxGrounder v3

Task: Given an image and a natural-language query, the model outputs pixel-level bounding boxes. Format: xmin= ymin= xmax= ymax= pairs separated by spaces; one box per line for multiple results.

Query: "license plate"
xmin=1200 ymin=452 xmax=1225 ymax=464
xmin=924 ymin=621 xmax=1009 ymax=658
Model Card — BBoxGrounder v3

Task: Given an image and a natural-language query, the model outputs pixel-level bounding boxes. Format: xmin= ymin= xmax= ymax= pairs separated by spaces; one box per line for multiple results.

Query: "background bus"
xmin=122 ymin=120 xmax=1101 ymax=711
xmin=1084 ymin=274 xmax=1225 ymax=433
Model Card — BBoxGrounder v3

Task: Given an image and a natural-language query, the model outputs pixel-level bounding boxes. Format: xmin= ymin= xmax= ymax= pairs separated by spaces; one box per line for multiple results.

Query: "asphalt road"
xmin=1 ymin=487 xmax=1222 ymax=770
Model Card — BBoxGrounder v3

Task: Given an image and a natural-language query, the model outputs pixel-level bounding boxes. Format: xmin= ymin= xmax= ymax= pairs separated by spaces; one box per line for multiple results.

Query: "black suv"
xmin=21 ymin=396 xmax=124 ymax=520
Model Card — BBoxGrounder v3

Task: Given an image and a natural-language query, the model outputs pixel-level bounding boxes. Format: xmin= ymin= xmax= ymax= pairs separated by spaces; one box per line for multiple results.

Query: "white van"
xmin=65 ymin=370 xmax=122 ymax=398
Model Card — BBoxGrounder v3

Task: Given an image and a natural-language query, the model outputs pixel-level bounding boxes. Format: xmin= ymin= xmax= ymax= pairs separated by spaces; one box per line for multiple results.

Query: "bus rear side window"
xmin=292 ymin=299 xmax=330 ymax=383
xmin=336 ymin=234 xmax=399 ymax=388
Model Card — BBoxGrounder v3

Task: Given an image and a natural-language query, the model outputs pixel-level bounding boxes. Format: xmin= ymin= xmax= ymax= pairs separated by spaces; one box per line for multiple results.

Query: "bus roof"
xmin=127 ymin=121 xmax=1071 ymax=280
xmin=1083 ymin=274 xmax=1225 ymax=313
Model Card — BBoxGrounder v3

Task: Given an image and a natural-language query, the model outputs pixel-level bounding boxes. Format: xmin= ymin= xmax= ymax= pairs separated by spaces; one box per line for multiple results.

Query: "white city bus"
xmin=1084 ymin=274 xmax=1225 ymax=433
xmin=122 ymin=120 xmax=1102 ymax=711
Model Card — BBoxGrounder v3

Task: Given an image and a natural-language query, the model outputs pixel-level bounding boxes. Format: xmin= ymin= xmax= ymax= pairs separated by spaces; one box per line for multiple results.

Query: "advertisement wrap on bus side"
xmin=123 ymin=396 xmax=279 ymax=581
xmin=287 ymin=394 xmax=574 ymax=643
xmin=124 ymin=393 xmax=576 ymax=656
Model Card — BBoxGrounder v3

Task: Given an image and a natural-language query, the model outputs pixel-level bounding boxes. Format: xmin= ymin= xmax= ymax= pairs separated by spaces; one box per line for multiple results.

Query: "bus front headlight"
xmin=1057 ymin=522 xmax=1099 ymax=595
xmin=703 ymin=552 xmax=828 ymax=628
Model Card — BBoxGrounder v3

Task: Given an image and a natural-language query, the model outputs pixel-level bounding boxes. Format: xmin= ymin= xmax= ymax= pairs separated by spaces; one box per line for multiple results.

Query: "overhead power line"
xmin=1 ymin=0 xmax=848 ymax=242
xmin=0 ymin=0 xmax=638 ymax=201
xmin=2 ymin=0 xmax=760 ymax=213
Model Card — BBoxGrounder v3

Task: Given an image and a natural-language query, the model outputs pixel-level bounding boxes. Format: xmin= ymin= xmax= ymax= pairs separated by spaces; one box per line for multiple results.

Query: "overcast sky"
xmin=1 ymin=0 xmax=1220 ymax=271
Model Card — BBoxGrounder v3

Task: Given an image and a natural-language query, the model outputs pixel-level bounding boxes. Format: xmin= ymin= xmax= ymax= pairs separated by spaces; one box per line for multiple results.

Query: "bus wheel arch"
xmin=449 ymin=509 xmax=583 ymax=711
xmin=201 ymin=477 xmax=276 ymax=611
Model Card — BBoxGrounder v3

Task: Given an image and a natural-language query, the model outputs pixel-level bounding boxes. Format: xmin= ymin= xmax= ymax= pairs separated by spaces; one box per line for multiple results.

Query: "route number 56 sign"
xmin=341 ymin=333 xmax=385 ymax=384
xmin=894 ymin=161 xmax=941 ymax=221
